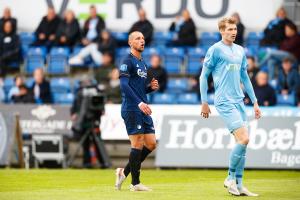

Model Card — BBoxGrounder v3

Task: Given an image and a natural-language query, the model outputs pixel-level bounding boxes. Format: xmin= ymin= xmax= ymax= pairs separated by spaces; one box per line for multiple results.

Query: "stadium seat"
xmin=20 ymin=32 xmax=36 ymax=57
xmin=3 ymin=77 xmax=15 ymax=94
xmin=25 ymin=77 xmax=35 ymax=88
xmin=48 ymin=47 xmax=70 ymax=74
xmin=142 ymin=47 xmax=162 ymax=65
xmin=187 ymin=47 xmax=205 ymax=74
xmin=53 ymin=92 xmax=74 ymax=104
xmin=24 ymin=47 xmax=46 ymax=74
xmin=115 ymin=47 xmax=130 ymax=66
xmin=50 ymin=77 xmax=72 ymax=93
xmin=164 ymin=47 xmax=184 ymax=74
xmin=199 ymin=32 xmax=220 ymax=47
xmin=269 ymin=79 xmax=277 ymax=90
xmin=177 ymin=93 xmax=199 ymax=104
xmin=246 ymin=32 xmax=264 ymax=46
xmin=152 ymin=93 xmax=177 ymax=104
xmin=276 ymin=93 xmax=295 ymax=106
xmin=111 ymin=31 xmax=128 ymax=46
xmin=20 ymin=32 xmax=36 ymax=46
xmin=166 ymin=78 xmax=189 ymax=93
xmin=152 ymin=32 xmax=174 ymax=46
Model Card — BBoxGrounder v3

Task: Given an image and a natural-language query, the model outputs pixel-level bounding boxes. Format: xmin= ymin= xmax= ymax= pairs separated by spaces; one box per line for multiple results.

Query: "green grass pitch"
xmin=0 ymin=169 xmax=299 ymax=200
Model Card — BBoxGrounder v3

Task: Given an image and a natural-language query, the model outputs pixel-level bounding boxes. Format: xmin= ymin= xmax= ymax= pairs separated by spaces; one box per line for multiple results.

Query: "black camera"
xmin=72 ymin=86 xmax=105 ymax=134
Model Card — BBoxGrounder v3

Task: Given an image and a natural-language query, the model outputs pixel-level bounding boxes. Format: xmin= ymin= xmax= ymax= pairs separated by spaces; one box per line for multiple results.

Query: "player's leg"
xmin=128 ymin=134 xmax=153 ymax=191
xmin=128 ymin=134 xmax=144 ymax=185
xmin=123 ymin=134 xmax=155 ymax=177
xmin=217 ymin=104 xmax=245 ymax=195
xmin=115 ymin=111 xmax=143 ymax=190
xmin=233 ymin=104 xmax=258 ymax=196
xmin=123 ymin=115 xmax=156 ymax=177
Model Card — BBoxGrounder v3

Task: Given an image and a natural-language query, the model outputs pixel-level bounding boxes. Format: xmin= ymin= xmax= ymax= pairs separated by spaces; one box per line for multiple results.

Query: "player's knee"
xmin=147 ymin=142 xmax=157 ymax=151
xmin=130 ymin=135 xmax=145 ymax=149
xmin=240 ymin=136 xmax=249 ymax=145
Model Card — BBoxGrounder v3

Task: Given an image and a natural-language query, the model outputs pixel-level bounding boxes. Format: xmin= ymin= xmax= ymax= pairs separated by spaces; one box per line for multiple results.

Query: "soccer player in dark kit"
xmin=115 ymin=31 xmax=159 ymax=191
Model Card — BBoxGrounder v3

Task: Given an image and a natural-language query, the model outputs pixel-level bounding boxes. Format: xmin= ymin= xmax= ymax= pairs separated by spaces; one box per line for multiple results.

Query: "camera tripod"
xmin=67 ymin=120 xmax=111 ymax=168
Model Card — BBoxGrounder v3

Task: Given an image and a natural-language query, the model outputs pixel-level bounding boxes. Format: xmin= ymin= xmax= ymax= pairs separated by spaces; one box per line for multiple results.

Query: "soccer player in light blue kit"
xmin=200 ymin=17 xmax=261 ymax=196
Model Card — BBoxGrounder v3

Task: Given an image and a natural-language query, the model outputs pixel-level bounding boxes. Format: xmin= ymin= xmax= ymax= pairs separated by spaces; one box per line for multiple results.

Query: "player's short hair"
xmin=218 ymin=17 xmax=237 ymax=31
xmin=128 ymin=31 xmax=143 ymax=42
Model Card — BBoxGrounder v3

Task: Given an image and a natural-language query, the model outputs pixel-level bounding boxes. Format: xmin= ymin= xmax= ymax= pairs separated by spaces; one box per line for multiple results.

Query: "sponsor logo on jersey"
xmin=137 ymin=69 xmax=147 ymax=78
xmin=226 ymin=64 xmax=241 ymax=71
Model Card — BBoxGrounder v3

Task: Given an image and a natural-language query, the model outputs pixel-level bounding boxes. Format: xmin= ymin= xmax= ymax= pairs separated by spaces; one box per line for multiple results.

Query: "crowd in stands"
xmin=0 ymin=5 xmax=300 ymax=107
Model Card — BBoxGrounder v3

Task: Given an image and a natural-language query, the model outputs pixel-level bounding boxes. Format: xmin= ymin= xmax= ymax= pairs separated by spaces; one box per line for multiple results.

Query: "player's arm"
xmin=120 ymin=76 xmax=142 ymax=105
xmin=200 ymin=66 xmax=212 ymax=118
xmin=200 ymin=47 xmax=215 ymax=118
xmin=240 ymin=55 xmax=261 ymax=119
xmin=119 ymin=61 xmax=152 ymax=115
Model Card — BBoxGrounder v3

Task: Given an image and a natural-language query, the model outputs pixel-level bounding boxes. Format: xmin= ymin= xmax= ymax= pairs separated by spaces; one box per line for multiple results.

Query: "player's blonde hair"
xmin=218 ymin=17 xmax=237 ymax=31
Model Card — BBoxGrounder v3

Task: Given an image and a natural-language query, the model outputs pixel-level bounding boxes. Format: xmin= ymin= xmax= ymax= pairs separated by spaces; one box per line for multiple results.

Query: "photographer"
xmin=70 ymin=75 xmax=108 ymax=168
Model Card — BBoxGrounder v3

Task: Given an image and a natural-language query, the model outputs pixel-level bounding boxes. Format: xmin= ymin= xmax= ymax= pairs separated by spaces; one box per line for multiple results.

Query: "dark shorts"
xmin=121 ymin=111 xmax=155 ymax=135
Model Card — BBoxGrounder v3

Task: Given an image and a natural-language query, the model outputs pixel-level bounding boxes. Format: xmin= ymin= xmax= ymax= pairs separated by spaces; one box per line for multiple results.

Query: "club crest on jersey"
xmin=120 ymin=64 xmax=127 ymax=71
xmin=136 ymin=64 xmax=139 ymax=68
xmin=137 ymin=69 xmax=147 ymax=78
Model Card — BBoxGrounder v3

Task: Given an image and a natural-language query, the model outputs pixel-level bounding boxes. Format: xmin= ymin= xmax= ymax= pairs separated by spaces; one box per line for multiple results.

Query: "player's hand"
xmin=150 ymin=78 xmax=159 ymax=91
xmin=138 ymin=102 xmax=152 ymax=115
xmin=201 ymin=102 xmax=211 ymax=118
xmin=253 ymin=102 xmax=261 ymax=119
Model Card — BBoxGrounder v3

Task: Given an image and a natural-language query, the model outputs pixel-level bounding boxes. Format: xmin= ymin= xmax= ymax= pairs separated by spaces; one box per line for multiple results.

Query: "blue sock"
xmin=227 ymin=143 xmax=246 ymax=180
xmin=236 ymin=150 xmax=247 ymax=189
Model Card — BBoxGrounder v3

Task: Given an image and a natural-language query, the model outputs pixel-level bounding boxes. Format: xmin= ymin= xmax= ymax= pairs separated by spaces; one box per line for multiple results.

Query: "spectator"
xmin=259 ymin=22 xmax=299 ymax=80
xmin=33 ymin=7 xmax=61 ymax=48
xmin=0 ymin=7 xmax=17 ymax=34
xmin=169 ymin=9 xmax=197 ymax=46
xmin=0 ymin=21 xmax=20 ymax=77
xmin=69 ymin=30 xmax=116 ymax=66
xmin=231 ymin=12 xmax=245 ymax=46
xmin=247 ymin=56 xmax=259 ymax=85
xmin=55 ymin=10 xmax=81 ymax=47
xmin=245 ymin=71 xmax=276 ymax=106
xmin=8 ymin=75 xmax=25 ymax=100
xmin=81 ymin=5 xmax=105 ymax=46
xmin=147 ymin=54 xmax=168 ymax=93
xmin=277 ymin=58 xmax=299 ymax=95
xmin=31 ymin=68 xmax=52 ymax=104
xmin=105 ymin=68 xmax=121 ymax=104
xmin=12 ymin=84 xmax=34 ymax=104
xmin=260 ymin=7 xmax=293 ymax=47
xmin=280 ymin=22 xmax=300 ymax=62
xmin=94 ymin=53 xmax=115 ymax=84
xmin=129 ymin=8 xmax=153 ymax=45
xmin=97 ymin=30 xmax=117 ymax=57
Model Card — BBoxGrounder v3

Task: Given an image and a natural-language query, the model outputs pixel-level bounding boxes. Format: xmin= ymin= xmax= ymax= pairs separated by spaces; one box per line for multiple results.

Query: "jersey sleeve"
xmin=241 ymin=51 xmax=248 ymax=70
xmin=119 ymin=59 xmax=133 ymax=77
xmin=203 ymin=47 xmax=217 ymax=70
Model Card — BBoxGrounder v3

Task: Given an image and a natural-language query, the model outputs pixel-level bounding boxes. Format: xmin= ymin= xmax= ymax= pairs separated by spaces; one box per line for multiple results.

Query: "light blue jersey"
xmin=200 ymin=41 xmax=257 ymax=105
xmin=200 ymin=41 xmax=257 ymax=132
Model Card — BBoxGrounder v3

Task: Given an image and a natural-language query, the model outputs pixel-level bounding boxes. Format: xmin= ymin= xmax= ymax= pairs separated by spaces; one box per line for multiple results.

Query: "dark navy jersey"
xmin=119 ymin=53 xmax=149 ymax=111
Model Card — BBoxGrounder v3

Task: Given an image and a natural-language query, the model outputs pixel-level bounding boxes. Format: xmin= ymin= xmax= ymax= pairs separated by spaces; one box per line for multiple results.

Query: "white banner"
xmin=1 ymin=0 xmax=283 ymax=32
xmin=100 ymin=104 xmax=300 ymax=140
